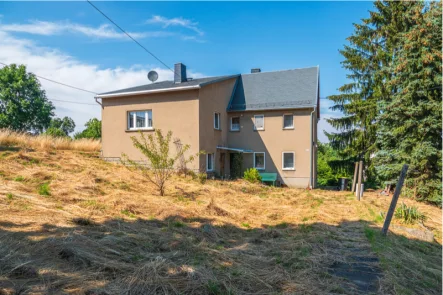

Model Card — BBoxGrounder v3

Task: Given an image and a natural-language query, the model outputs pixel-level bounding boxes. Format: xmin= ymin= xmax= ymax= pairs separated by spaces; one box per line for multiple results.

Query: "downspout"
xmin=94 ymin=96 xmax=103 ymax=108
xmin=94 ymin=96 xmax=103 ymax=158
xmin=309 ymin=106 xmax=317 ymax=189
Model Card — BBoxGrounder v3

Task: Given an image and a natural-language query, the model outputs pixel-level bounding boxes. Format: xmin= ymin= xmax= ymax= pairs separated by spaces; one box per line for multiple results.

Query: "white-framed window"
xmin=283 ymin=113 xmax=294 ymax=129
xmin=128 ymin=110 xmax=153 ymax=130
xmin=253 ymin=152 xmax=265 ymax=170
xmin=206 ymin=153 xmax=214 ymax=171
xmin=254 ymin=115 xmax=264 ymax=130
xmin=230 ymin=116 xmax=240 ymax=131
xmin=214 ymin=112 xmax=221 ymax=130
xmin=282 ymin=152 xmax=295 ymax=170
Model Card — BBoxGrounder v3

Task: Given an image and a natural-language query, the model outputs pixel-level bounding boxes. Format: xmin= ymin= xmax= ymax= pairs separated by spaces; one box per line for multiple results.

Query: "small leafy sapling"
xmin=122 ymin=129 xmax=202 ymax=196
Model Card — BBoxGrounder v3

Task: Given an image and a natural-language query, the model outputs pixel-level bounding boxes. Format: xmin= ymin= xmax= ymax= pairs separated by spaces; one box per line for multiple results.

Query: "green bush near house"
xmin=198 ymin=172 xmax=207 ymax=184
xmin=230 ymin=153 xmax=243 ymax=179
xmin=243 ymin=168 xmax=262 ymax=183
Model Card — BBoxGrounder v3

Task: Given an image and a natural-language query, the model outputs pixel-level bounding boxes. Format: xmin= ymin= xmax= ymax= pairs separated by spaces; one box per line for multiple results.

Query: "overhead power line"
xmin=86 ymin=0 xmax=179 ymax=79
xmin=49 ymin=98 xmax=98 ymax=106
xmin=0 ymin=61 xmax=97 ymax=95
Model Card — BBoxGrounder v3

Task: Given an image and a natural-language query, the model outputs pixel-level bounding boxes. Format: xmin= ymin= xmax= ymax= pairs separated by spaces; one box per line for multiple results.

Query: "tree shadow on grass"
xmin=0 ymin=216 xmax=441 ymax=295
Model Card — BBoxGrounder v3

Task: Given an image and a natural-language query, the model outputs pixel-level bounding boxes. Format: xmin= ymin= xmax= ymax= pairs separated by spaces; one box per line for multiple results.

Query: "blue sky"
xmin=0 ymin=1 xmax=374 ymax=141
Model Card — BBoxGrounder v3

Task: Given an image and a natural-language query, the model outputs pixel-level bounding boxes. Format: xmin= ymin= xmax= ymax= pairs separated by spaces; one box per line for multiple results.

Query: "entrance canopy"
xmin=216 ymin=146 xmax=253 ymax=153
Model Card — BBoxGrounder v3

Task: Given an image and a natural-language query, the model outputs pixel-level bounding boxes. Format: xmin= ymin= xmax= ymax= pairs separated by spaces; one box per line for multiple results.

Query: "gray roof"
xmin=227 ymin=66 xmax=319 ymax=111
xmin=98 ymin=75 xmax=238 ymax=96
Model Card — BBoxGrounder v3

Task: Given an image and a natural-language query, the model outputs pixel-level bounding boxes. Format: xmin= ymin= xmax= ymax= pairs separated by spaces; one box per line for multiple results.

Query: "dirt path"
xmin=328 ymin=221 xmax=383 ymax=294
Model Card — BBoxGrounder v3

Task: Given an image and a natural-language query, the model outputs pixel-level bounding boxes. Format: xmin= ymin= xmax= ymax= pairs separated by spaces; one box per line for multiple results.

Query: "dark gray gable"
xmin=98 ymin=75 xmax=238 ymax=96
xmin=228 ymin=66 xmax=319 ymax=111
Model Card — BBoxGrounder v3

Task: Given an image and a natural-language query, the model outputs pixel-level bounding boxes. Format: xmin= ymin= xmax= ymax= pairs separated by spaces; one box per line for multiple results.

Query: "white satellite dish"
xmin=147 ymin=70 xmax=158 ymax=83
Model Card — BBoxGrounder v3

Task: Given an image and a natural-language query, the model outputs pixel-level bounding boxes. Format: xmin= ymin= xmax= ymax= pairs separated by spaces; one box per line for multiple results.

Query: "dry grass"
xmin=0 ymin=147 xmax=441 ymax=294
xmin=0 ymin=129 xmax=101 ymax=152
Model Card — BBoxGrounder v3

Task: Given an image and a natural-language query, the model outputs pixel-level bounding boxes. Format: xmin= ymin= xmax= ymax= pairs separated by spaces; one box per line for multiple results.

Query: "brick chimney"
xmin=174 ymin=63 xmax=187 ymax=83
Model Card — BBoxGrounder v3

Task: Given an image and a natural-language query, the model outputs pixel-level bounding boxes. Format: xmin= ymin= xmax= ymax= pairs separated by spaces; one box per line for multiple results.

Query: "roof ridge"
xmin=241 ymin=66 xmax=318 ymax=76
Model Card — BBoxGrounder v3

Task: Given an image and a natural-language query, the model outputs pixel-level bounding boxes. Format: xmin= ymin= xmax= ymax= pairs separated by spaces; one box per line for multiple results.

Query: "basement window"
xmin=128 ymin=110 xmax=153 ymax=130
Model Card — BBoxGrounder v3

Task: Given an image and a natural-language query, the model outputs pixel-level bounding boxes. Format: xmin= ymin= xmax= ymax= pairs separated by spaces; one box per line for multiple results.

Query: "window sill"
xmin=254 ymin=129 xmax=265 ymax=131
xmin=255 ymin=167 xmax=265 ymax=170
xmin=125 ymin=128 xmax=155 ymax=132
xmin=282 ymin=168 xmax=295 ymax=171
xmin=214 ymin=128 xmax=221 ymax=131
xmin=230 ymin=129 xmax=240 ymax=132
xmin=283 ymin=127 xmax=294 ymax=130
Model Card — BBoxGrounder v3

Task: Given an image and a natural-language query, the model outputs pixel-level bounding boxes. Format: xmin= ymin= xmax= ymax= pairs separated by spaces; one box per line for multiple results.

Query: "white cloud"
xmin=0 ymin=20 xmax=172 ymax=40
xmin=0 ymin=30 xmax=204 ymax=133
xmin=146 ymin=15 xmax=204 ymax=36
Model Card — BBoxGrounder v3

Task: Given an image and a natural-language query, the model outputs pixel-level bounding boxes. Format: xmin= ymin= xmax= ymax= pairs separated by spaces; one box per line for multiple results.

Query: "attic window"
xmin=283 ymin=114 xmax=294 ymax=129
xmin=254 ymin=115 xmax=264 ymax=130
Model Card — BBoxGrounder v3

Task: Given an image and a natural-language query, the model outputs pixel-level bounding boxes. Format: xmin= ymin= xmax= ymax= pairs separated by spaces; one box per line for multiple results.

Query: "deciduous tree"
xmin=0 ymin=64 xmax=54 ymax=133
xmin=74 ymin=118 xmax=101 ymax=139
xmin=122 ymin=130 xmax=201 ymax=196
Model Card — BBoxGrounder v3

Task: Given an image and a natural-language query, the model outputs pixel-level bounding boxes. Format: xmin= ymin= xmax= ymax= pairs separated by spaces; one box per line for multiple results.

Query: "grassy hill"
xmin=0 ymin=132 xmax=441 ymax=294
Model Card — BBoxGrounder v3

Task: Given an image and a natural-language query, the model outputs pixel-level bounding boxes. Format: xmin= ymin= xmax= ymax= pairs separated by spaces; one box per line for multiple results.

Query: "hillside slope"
xmin=0 ymin=147 xmax=441 ymax=294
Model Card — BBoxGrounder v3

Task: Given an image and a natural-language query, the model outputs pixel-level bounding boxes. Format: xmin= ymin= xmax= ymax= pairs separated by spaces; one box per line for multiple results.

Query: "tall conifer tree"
xmin=326 ymin=1 xmax=415 ymax=183
xmin=375 ymin=2 xmax=442 ymax=204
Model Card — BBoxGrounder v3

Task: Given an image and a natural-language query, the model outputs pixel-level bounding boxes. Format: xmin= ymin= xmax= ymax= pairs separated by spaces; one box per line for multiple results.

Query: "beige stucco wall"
xmin=227 ymin=109 xmax=316 ymax=187
xmin=198 ymin=78 xmax=237 ymax=175
xmin=101 ymin=90 xmax=201 ymax=171
xmin=100 ymin=77 xmax=318 ymax=186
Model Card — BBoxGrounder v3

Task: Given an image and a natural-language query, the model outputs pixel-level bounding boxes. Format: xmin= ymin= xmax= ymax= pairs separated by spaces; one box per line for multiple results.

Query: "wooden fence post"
xmin=351 ymin=162 xmax=358 ymax=193
xmin=356 ymin=160 xmax=363 ymax=200
xmin=381 ymin=164 xmax=409 ymax=236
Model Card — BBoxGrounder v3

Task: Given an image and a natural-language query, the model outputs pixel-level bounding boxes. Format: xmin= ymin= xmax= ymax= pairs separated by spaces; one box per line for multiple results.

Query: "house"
xmin=95 ymin=63 xmax=319 ymax=188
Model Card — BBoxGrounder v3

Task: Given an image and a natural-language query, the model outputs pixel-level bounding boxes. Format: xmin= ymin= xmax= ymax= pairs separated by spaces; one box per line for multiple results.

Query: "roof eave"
xmin=227 ymin=105 xmax=317 ymax=112
xmin=96 ymin=74 xmax=240 ymax=99
xmin=95 ymin=84 xmax=201 ymax=99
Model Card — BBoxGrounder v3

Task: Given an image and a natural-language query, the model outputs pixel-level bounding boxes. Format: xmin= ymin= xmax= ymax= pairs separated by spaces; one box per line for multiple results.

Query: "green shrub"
xmin=230 ymin=153 xmax=243 ymax=179
xmin=44 ymin=127 xmax=70 ymax=138
xmin=121 ymin=209 xmax=136 ymax=218
xmin=243 ymin=168 xmax=262 ymax=183
xmin=198 ymin=172 xmax=207 ymax=184
xmin=6 ymin=193 xmax=14 ymax=200
xmin=14 ymin=176 xmax=25 ymax=182
xmin=38 ymin=183 xmax=51 ymax=196
xmin=187 ymin=170 xmax=197 ymax=179
xmin=394 ymin=202 xmax=426 ymax=224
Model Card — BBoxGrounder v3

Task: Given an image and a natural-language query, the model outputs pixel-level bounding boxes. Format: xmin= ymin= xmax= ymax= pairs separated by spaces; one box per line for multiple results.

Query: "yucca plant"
xmin=394 ymin=202 xmax=426 ymax=224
